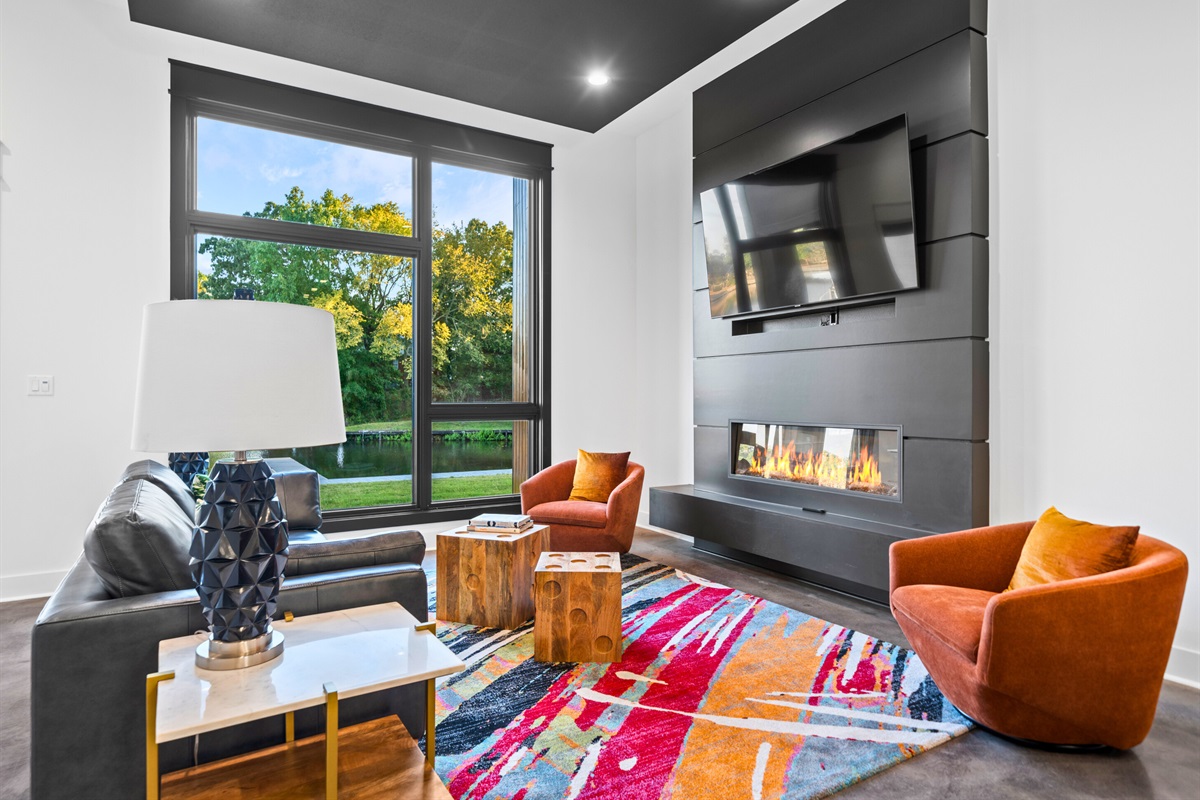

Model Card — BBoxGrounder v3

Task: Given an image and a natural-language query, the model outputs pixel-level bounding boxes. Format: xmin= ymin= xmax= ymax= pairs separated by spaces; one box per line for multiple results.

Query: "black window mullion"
xmin=172 ymin=66 xmax=551 ymax=526
xmin=413 ymin=155 xmax=434 ymax=511
xmin=189 ymin=211 xmax=423 ymax=256
xmin=427 ymin=403 xmax=540 ymax=421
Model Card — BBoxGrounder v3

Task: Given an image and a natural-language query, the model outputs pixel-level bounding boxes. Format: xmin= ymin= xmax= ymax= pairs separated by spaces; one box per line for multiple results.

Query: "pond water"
xmin=270 ymin=439 xmax=512 ymax=480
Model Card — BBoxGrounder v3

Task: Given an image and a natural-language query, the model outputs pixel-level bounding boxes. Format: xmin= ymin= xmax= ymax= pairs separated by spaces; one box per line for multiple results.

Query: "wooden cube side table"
xmin=534 ymin=551 xmax=623 ymax=663
xmin=436 ymin=525 xmax=547 ymax=629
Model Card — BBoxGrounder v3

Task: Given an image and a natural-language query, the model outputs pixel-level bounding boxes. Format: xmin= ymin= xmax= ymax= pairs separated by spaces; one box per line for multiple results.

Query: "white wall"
xmin=989 ymin=0 xmax=1200 ymax=684
xmin=632 ymin=110 xmax=695 ymax=514
xmin=0 ymin=0 xmax=637 ymax=597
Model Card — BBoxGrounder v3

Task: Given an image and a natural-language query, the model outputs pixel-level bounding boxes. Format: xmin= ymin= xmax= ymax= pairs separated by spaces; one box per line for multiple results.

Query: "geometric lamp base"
xmin=195 ymin=626 xmax=285 ymax=671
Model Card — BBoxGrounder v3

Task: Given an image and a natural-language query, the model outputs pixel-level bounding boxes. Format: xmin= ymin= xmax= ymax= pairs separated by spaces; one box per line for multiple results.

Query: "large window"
xmin=171 ymin=63 xmax=550 ymax=528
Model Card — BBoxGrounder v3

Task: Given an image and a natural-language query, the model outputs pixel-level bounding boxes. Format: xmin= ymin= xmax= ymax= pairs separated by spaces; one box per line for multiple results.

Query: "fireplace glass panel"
xmin=731 ymin=422 xmax=900 ymax=498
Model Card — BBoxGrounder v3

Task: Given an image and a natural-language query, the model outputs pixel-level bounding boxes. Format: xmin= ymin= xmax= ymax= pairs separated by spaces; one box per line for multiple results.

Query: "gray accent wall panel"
xmin=693 ymin=0 xmax=987 ymax=155
xmin=692 ymin=223 xmax=708 ymax=290
xmin=693 ymin=338 xmax=987 ymax=441
xmin=693 ymin=236 xmax=987 ymax=356
xmin=694 ymin=31 xmax=986 ymax=195
xmin=913 ymin=133 xmax=989 ymax=241
xmin=662 ymin=0 xmax=989 ymax=601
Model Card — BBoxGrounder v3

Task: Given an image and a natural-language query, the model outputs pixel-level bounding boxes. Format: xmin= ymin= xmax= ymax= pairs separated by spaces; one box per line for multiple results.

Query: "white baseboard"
xmin=1165 ymin=645 xmax=1200 ymax=688
xmin=0 ymin=569 xmax=66 ymax=601
xmin=636 ymin=511 xmax=694 ymax=543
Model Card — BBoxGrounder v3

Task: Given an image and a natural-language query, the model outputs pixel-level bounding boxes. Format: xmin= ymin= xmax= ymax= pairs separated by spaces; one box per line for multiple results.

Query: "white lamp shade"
xmin=131 ymin=300 xmax=347 ymax=453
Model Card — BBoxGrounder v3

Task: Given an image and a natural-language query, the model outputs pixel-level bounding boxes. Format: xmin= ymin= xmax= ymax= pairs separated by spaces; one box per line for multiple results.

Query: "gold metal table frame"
xmin=146 ymin=620 xmax=442 ymax=800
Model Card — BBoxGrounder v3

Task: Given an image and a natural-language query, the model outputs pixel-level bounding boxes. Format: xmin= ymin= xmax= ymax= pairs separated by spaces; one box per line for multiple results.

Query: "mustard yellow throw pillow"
xmin=1006 ymin=507 xmax=1139 ymax=591
xmin=568 ymin=450 xmax=630 ymax=503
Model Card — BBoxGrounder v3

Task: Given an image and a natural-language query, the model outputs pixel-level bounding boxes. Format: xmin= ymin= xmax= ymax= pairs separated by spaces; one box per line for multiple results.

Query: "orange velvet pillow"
xmin=568 ymin=450 xmax=630 ymax=503
xmin=1006 ymin=507 xmax=1139 ymax=591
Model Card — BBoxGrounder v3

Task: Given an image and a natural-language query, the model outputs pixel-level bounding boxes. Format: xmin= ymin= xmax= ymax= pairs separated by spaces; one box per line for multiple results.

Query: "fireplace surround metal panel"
xmin=693 ymin=236 xmax=987 ymax=355
xmin=695 ymin=426 xmax=986 ymax=533
xmin=655 ymin=0 xmax=988 ymax=602
xmin=693 ymin=31 xmax=986 ymax=202
xmin=650 ymin=485 xmax=901 ymax=603
xmin=693 ymin=339 xmax=987 ymax=442
xmin=693 ymin=0 xmax=986 ymax=156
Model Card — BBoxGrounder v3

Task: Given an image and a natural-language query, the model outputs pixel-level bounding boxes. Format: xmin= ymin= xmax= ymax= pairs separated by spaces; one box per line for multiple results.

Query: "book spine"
xmin=466 ymin=525 xmax=532 ymax=534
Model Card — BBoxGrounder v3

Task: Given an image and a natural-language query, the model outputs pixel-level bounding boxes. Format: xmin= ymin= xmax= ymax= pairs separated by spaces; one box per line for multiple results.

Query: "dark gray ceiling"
xmin=127 ymin=0 xmax=798 ymax=133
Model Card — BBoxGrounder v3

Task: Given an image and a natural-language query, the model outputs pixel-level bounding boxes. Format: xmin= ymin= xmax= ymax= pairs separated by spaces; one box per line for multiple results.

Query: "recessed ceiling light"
xmin=586 ymin=71 xmax=610 ymax=87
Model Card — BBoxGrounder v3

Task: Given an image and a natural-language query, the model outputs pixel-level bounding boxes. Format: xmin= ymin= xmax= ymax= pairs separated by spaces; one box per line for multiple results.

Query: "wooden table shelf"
xmin=162 ymin=716 xmax=451 ymax=800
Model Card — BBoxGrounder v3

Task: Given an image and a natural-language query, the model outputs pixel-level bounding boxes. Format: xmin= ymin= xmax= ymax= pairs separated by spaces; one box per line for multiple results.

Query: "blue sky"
xmin=196 ymin=116 xmax=515 ymax=229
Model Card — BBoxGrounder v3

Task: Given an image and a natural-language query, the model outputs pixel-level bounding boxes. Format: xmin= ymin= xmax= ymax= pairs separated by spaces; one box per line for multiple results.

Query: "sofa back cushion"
xmin=265 ymin=457 xmax=323 ymax=532
xmin=1007 ymin=506 xmax=1139 ymax=591
xmin=119 ymin=459 xmax=196 ymax=514
xmin=83 ymin=479 xmax=195 ymax=598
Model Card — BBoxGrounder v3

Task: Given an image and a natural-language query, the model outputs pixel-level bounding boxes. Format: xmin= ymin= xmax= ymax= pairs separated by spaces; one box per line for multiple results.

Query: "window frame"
xmin=170 ymin=61 xmax=552 ymax=530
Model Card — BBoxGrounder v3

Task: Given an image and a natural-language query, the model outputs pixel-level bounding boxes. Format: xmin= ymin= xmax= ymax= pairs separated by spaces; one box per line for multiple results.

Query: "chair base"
xmin=961 ymin=712 xmax=1111 ymax=753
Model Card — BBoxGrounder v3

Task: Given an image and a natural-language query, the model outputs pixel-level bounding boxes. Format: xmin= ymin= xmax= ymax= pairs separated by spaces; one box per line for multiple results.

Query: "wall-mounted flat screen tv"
xmin=700 ymin=114 xmax=918 ymax=319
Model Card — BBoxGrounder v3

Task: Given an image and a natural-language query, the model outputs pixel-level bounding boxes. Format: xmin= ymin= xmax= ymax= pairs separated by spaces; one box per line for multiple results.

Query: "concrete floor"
xmin=2 ymin=529 xmax=1197 ymax=799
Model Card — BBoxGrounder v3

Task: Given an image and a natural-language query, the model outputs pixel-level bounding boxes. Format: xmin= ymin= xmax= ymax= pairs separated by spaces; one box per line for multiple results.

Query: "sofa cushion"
xmin=1007 ymin=506 xmax=1139 ymax=591
xmin=265 ymin=457 xmax=323 ymax=532
xmin=82 ymin=479 xmax=194 ymax=598
xmin=119 ymin=459 xmax=196 ymax=515
xmin=891 ymin=584 xmax=994 ymax=662
xmin=528 ymin=499 xmax=607 ymax=529
xmin=568 ymin=450 xmax=630 ymax=503
xmin=288 ymin=530 xmax=426 ymax=576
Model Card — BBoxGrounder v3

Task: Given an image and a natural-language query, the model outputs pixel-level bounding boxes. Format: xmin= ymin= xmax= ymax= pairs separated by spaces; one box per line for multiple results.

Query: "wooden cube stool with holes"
xmin=436 ymin=524 xmax=548 ymax=630
xmin=533 ymin=551 xmax=623 ymax=662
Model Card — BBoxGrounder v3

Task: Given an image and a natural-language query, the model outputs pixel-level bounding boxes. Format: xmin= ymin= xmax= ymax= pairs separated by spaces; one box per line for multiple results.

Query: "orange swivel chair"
xmin=889 ymin=522 xmax=1188 ymax=749
xmin=519 ymin=460 xmax=645 ymax=553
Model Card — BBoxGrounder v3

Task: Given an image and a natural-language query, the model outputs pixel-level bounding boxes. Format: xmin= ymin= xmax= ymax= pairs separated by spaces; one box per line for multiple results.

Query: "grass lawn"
xmin=319 ymin=472 xmax=515 ymax=510
xmin=345 ymin=420 xmax=514 ymax=432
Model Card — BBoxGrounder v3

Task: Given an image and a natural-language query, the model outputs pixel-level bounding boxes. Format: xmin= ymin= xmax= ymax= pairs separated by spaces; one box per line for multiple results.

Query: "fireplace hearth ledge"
xmin=649 ymin=484 xmax=941 ymax=603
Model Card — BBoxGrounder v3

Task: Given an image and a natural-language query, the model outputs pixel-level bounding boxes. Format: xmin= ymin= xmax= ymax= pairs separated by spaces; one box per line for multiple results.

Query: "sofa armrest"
xmin=889 ymin=521 xmax=1033 ymax=597
xmin=32 ymin=556 xmax=430 ymax=800
xmin=287 ymin=530 xmax=426 ymax=576
xmin=520 ymin=459 xmax=576 ymax=511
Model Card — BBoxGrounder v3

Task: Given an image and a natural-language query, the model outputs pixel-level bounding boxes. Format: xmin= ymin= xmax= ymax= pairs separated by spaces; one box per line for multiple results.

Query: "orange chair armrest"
xmin=889 ymin=521 xmax=1034 ymax=596
xmin=520 ymin=460 xmax=576 ymax=512
xmin=980 ymin=548 xmax=1188 ymax=692
xmin=605 ymin=463 xmax=645 ymax=530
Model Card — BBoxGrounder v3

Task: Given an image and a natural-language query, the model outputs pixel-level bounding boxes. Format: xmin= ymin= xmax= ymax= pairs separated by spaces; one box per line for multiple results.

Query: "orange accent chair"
xmin=889 ymin=522 xmax=1188 ymax=749
xmin=520 ymin=459 xmax=645 ymax=553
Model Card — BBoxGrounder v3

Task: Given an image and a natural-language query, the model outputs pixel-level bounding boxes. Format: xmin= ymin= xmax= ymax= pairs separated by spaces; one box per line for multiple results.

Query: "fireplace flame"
xmin=745 ymin=441 xmax=889 ymax=495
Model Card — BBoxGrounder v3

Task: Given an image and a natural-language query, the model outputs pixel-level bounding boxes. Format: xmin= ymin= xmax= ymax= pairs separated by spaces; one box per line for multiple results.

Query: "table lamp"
xmin=132 ymin=300 xmax=346 ymax=670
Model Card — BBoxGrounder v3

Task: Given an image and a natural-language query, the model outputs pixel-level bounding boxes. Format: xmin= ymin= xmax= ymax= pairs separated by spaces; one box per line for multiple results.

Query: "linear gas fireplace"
xmin=731 ymin=421 xmax=901 ymax=500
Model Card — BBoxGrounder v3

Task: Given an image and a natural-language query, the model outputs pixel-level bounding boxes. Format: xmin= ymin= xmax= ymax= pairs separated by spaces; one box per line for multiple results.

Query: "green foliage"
xmin=199 ymin=186 xmax=516 ymax=423
xmin=191 ymin=472 xmax=209 ymax=501
xmin=430 ymin=219 xmax=514 ymax=402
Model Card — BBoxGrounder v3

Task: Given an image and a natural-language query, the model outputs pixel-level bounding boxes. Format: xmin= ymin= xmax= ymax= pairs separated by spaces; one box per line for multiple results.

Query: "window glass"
xmin=197 ymin=117 xmax=414 ymax=233
xmin=198 ymin=235 xmax=415 ymax=510
xmin=430 ymin=163 xmax=528 ymax=402
xmin=428 ymin=420 xmax=528 ymax=501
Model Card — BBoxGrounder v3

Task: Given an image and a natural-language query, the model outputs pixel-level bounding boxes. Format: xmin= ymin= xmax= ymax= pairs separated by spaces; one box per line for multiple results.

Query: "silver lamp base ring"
xmin=195 ymin=628 xmax=285 ymax=671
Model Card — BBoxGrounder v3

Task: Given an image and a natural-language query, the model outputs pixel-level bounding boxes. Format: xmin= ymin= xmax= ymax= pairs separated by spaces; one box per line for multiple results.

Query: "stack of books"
xmin=467 ymin=513 xmax=534 ymax=534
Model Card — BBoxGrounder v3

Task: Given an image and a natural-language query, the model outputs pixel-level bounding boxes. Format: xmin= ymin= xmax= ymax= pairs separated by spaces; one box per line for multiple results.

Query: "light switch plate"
xmin=27 ymin=375 xmax=54 ymax=396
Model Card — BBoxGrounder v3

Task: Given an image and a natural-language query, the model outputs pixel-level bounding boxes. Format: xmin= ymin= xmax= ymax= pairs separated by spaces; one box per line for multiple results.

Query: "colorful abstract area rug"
xmin=425 ymin=555 xmax=972 ymax=800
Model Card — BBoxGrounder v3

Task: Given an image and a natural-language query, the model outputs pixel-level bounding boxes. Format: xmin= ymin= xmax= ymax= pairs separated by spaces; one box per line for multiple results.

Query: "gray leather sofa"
xmin=31 ymin=459 xmax=430 ymax=800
